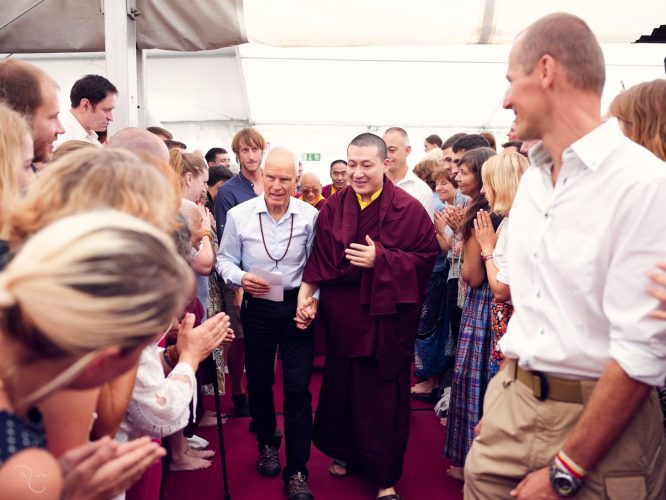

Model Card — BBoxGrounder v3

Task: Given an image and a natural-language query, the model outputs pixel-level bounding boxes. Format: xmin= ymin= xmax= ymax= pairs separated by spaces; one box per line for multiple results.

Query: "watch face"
xmin=552 ymin=475 xmax=576 ymax=497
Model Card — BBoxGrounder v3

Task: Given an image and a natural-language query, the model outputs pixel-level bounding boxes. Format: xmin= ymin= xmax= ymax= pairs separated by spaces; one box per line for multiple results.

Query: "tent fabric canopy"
xmin=1 ymin=0 xmax=664 ymax=53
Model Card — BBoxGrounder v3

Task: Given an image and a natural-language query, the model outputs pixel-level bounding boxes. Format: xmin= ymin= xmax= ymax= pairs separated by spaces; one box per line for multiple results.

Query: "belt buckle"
xmin=532 ymin=371 xmax=549 ymax=401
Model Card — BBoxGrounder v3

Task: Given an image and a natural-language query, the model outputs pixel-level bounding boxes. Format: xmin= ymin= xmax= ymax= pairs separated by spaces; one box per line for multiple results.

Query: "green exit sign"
xmin=302 ymin=153 xmax=321 ymax=161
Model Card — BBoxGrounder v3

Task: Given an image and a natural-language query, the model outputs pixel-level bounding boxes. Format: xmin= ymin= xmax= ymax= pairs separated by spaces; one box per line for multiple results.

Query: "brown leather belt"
xmin=511 ymin=362 xmax=589 ymax=404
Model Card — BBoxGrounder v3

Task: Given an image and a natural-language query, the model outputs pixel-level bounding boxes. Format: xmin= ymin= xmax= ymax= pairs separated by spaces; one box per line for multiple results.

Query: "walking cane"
xmin=208 ymin=351 xmax=231 ymax=500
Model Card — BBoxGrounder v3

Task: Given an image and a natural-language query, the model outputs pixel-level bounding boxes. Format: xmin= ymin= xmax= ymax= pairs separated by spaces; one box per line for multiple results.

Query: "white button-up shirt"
xmin=500 ymin=119 xmax=666 ymax=386
xmin=54 ymin=109 xmax=101 ymax=146
xmin=395 ymin=168 xmax=435 ymax=221
xmin=216 ymin=195 xmax=318 ymax=291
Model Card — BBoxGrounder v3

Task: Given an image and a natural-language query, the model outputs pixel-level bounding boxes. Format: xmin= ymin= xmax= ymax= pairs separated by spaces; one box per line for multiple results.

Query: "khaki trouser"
xmin=464 ymin=363 xmax=666 ymax=499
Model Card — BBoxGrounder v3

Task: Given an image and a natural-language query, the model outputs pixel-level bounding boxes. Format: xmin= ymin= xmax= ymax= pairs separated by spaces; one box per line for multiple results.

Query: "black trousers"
xmin=241 ymin=289 xmax=314 ymax=480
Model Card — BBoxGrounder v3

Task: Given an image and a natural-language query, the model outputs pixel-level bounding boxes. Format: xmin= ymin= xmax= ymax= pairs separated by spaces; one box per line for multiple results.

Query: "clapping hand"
xmin=443 ymin=205 xmax=463 ymax=233
xmin=473 ymin=210 xmax=497 ymax=256
xmin=60 ymin=436 xmax=165 ymax=500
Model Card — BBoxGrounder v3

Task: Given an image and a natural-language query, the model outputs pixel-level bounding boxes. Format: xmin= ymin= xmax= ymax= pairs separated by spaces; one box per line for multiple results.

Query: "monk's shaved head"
xmin=109 ymin=127 xmax=170 ymax=162
xmin=300 ymin=172 xmax=321 ymax=186
xmin=348 ymin=133 xmax=387 ymax=161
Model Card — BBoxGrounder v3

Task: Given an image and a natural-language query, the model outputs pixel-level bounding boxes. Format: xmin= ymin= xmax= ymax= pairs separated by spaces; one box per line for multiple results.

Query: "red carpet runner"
xmin=162 ymin=359 xmax=464 ymax=500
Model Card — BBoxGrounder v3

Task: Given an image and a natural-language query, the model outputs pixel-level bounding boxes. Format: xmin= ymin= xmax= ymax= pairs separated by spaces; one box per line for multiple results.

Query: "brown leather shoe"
xmin=284 ymin=472 xmax=313 ymax=500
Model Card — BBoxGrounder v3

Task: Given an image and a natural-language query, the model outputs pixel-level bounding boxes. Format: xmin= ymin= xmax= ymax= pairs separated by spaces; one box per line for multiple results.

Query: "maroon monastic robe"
xmin=321 ymin=183 xmax=334 ymax=199
xmin=303 ymin=176 xmax=437 ymax=487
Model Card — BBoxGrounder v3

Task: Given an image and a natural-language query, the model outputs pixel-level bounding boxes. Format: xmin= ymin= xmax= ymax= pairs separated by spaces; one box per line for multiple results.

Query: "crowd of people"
xmin=0 ymin=11 xmax=665 ymax=500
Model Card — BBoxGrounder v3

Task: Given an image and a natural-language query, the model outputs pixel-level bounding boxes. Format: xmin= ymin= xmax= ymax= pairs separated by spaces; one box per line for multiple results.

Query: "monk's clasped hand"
xmin=345 ymin=235 xmax=376 ymax=268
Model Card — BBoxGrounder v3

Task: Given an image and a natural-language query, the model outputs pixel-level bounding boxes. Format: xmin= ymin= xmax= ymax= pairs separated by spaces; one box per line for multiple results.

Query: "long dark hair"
xmin=460 ymin=148 xmax=503 ymax=241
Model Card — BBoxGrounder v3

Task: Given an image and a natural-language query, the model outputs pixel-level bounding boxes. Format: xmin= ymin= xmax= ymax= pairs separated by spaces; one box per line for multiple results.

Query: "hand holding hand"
xmin=473 ymin=210 xmax=497 ymax=256
xmin=60 ymin=436 xmax=166 ymax=500
xmin=241 ymin=272 xmax=271 ymax=295
xmin=295 ymin=297 xmax=318 ymax=330
xmin=345 ymin=235 xmax=376 ymax=268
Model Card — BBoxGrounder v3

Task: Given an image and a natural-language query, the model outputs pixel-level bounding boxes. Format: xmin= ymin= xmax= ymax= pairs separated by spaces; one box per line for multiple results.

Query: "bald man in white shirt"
xmin=464 ymin=13 xmax=666 ymax=500
xmin=383 ymin=127 xmax=435 ymax=221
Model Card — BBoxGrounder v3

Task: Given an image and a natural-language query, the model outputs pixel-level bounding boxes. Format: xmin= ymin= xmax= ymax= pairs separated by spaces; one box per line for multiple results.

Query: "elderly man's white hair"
xmin=261 ymin=146 xmax=299 ymax=176
xmin=179 ymin=199 xmax=200 ymax=231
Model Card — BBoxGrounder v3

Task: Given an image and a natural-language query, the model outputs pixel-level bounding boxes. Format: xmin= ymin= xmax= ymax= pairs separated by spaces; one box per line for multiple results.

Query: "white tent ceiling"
xmin=1 ymin=1 xmax=664 ymax=179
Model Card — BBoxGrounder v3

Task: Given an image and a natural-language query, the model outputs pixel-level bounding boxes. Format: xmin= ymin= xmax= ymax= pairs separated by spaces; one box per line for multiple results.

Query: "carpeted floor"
xmin=161 ymin=358 xmax=464 ymax=500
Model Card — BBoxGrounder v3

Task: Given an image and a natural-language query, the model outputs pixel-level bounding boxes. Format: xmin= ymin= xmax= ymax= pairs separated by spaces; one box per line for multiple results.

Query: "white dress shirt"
xmin=216 ymin=195 xmax=318 ymax=291
xmin=395 ymin=168 xmax=435 ymax=221
xmin=500 ymin=118 xmax=666 ymax=386
xmin=54 ymin=109 xmax=101 ymax=146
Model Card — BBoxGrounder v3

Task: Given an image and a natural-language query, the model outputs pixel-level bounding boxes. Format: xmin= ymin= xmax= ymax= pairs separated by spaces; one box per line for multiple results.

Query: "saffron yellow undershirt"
xmin=356 ymin=189 xmax=382 ymax=210
xmin=306 ymin=194 xmax=325 ymax=207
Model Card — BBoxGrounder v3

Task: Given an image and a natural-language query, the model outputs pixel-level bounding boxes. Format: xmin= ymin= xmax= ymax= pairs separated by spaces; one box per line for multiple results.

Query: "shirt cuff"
xmin=610 ymin=339 xmax=666 ymax=387
xmin=312 ymin=287 xmax=320 ymax=301
xmin=228 ymin=268 xmax=246 ymax=289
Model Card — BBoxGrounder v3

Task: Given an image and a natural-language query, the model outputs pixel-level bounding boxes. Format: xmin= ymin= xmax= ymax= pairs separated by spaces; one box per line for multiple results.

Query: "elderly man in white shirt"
xmin=217 ymin=146 xmax=318 ymax=500
xmin=464 ymin=13 xmax=666 ymax=500
xmin=383 ymin=127 xmax=435 ymax=221
xmin=55 ymin=74 xmax=117 ymax=146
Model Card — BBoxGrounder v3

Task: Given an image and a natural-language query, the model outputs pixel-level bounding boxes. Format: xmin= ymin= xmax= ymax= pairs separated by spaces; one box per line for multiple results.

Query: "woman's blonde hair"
xmin=7 ymin=148 xmax=181 ymax=248
xmin=0 ymin=103 xmax=31 ymax=237
xmin=169 ymin=148 xmax=207 ymax=180
xmin=51 ymin=140 xmax=95 ymax=161
xmin=0 ymin=210 xmax=193 ymax=407
xmin=481 ymin=152 xmax=529 ymax=216
xmin=608 ymin=79 xmax=666 ymax=161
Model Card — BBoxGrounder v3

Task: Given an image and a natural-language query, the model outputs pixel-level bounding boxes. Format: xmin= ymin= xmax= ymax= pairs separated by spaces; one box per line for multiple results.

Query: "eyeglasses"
xmin=300 ymin=188 xmax=320 ymax=195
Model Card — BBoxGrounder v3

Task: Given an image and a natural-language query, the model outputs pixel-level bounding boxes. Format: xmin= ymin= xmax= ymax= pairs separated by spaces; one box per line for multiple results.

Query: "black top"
xmin=0 ymin=408 xmax=47 ymax=465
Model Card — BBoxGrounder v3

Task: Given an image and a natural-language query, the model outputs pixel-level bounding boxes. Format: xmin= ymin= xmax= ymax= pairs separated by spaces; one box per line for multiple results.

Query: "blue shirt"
xmin=216 ymin=196 xmax=319 ymax=292
xmin=214 ymin=171 xmax=257 ymax=236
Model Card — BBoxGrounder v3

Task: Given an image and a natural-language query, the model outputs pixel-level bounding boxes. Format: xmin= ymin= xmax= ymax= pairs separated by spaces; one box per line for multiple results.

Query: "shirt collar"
xmin=238 ymin=170 xmax=255 ymax=188
xmin=356 ymin=188 xmax=382 ymax=209
xmin=254 ymin=194 xmax=297 ymax=221
xmin=528 ymin=118 xmax=621 ymax=173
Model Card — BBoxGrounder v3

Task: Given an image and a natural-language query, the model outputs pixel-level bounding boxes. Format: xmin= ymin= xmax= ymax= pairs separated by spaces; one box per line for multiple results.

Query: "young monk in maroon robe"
xmin=296 ymin=133 xmax=437 ymax=500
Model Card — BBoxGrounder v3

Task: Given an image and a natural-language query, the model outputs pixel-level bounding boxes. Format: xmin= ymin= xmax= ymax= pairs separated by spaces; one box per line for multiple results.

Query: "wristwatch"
xmin=549 ymin=460 xmax=583 ymax=497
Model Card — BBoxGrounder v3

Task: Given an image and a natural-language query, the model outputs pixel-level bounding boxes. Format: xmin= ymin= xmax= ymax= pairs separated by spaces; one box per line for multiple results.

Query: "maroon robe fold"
xmin=303 ymin=176 xmax=437 ymax=379
xmin=321 ymin=184 xmax=334 ymax=199
xmin=303 ymin=176 xmax=437 ymax=488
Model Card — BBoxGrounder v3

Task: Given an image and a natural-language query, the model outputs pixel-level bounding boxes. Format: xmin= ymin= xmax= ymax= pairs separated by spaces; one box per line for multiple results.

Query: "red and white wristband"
xmin=555 ymin=450 xmax=587 ymax=480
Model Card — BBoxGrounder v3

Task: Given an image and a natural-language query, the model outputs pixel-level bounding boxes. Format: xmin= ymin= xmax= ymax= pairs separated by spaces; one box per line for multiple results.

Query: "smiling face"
xmin=347 ymin=144 xmax=388 ymax=200
xmin=455 ymin=161 xmax=481 ymax=197
xmin=383 ymin=130 xmax=411 ymax=174
xmin=262 ymin=149 xmax=296 ymax=214
xmin=435 ymin=177 xmax=456 ymax=204
xmin=299 ymin=173 xmax=322 ymax=204
xmin=503 ymin=40 xmax=545 ymax=142
xmin=330 ymin=161 xmax=348 ymax=190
